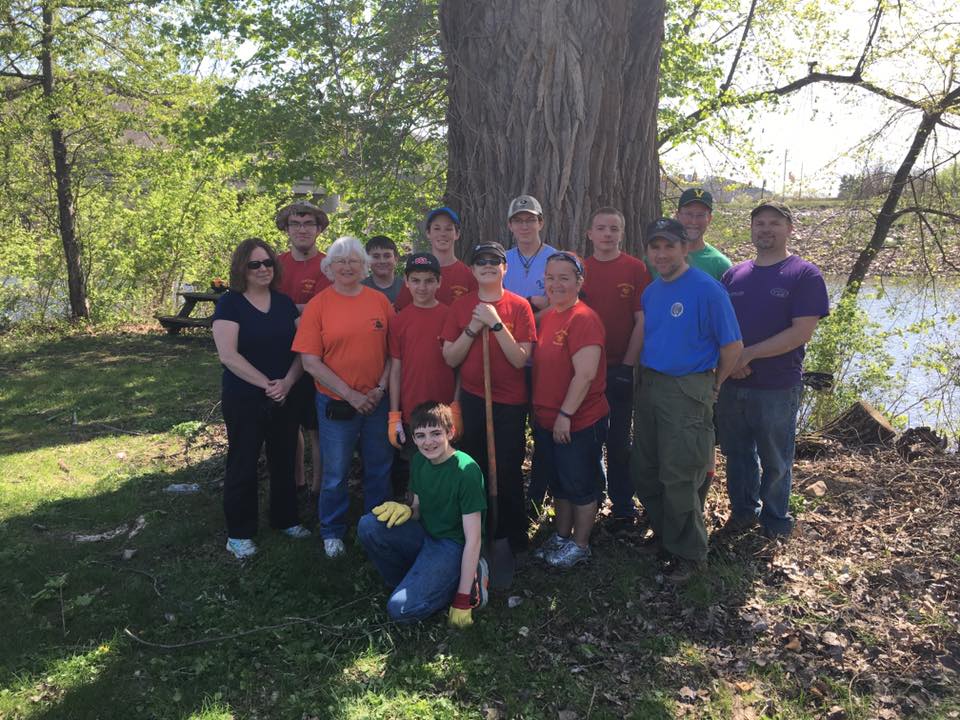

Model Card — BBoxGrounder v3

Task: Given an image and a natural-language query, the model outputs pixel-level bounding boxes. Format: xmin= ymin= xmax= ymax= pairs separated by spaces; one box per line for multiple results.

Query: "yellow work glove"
xmin=450 ymin=401 xmax=463 ymax=442
xmin=447 ymin=606 xmax=473 ymax=628
xmin=387 ymin=410 xmax=404 ymax=450
xmin=372 ymin=501 xmax=411 ymax=528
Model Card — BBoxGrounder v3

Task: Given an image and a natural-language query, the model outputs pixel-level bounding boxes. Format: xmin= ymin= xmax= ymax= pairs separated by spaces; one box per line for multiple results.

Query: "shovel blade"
xmin=488 ymin=537 xmax=515 ymax=589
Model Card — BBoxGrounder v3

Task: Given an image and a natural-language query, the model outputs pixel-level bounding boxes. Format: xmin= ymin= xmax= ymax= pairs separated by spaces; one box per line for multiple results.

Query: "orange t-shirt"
xmin=292 ymin=286 xmax=394 ymax=399
xmin=277 ymin=251 xmax=332 ymax=306
xmin=394 ymin=260 xmax=478 ymax=309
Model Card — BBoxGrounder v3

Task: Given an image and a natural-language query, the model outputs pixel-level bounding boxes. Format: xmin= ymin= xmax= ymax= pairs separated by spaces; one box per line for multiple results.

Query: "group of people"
xmin=210 ymin=188 xmax=830 ymax=627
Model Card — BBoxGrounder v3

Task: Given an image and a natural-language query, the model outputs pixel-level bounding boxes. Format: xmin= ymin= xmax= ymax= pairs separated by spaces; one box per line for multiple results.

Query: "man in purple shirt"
xmin=718 ymin=202 xmax=829 ymax=539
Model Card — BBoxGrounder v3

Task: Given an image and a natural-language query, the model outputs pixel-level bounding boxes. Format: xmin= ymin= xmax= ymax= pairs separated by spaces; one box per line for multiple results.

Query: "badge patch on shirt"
xmin=371 ymin=318 xmax=385 ymax=331
xmin=451 ymin=285 xmax=468 ymax=297
xmin=552 ymin=328 xmax=568 ymax=346
xmin=618 ymin=283 xmax=634 ymax=299
xmin=770 ymin=287 xmax=789 ymax=298
xmin=671 ymin=302 xmax=684 ymax=318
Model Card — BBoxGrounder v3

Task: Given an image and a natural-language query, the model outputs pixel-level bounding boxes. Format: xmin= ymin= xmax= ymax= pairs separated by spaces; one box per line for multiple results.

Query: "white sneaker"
xmin=323 ymin=538 xmax=345 ymax=558
xmin=226 ymin=538 xmax=257 ymax=559
xmin=282 ymin=524 xmax=311 ymax=539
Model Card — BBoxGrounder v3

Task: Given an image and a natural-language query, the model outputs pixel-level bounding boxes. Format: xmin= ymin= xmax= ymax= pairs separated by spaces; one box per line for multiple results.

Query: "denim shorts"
xmin=532 ymin=416 xmax=608 ymax=506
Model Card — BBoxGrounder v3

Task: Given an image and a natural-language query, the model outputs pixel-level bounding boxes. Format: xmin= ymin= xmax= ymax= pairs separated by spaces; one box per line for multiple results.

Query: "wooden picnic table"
xmin=156 ymin=290 xmax=223 ymax=335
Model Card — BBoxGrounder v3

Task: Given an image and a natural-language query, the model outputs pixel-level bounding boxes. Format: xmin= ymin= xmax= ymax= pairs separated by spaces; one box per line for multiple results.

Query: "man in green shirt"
xmin=674 ymin=188 xmax=732 ymax=280
xmin=358 ymin=402 xmax=488 ymax=627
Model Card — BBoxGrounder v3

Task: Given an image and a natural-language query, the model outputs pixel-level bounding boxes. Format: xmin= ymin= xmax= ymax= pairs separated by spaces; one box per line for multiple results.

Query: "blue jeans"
xmin=357 ymin=513 xmax=462 ymax=623
xmin=717 ymin=384 xmax=802 ymax=535
xmin=533 ymin=417 xmax=608 ymax=505
xmin=315 ymin=393 xmax=393 ymax=540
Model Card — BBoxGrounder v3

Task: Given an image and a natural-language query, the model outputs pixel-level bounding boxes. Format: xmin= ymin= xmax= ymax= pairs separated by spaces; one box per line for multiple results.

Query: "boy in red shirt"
xmin=581 ymin=207 xmax=652 ymax=530
xmin=387 ymin=253 xmax=460 ymax=491
xmin=274 ymin=201 xmax=332 ymax=494
xmin=395 ymin=207 xmax=477 ymax=309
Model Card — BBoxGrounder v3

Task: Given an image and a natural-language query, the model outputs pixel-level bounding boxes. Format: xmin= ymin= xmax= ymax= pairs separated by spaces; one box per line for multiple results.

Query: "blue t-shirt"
xmin=504 ymin=243 xmax=557 ymax=299
xmin=640 ymin=267 xmax=742 ymax=376
xmin=722 ymin=255 xmax=829 ymax=389
xmin=213 ymin=290 xmax=299 ymax=398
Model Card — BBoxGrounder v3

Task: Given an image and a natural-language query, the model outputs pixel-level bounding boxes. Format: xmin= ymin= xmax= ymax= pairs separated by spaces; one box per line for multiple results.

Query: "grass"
xmin=1 ymin=329 xmax=957 ymax=719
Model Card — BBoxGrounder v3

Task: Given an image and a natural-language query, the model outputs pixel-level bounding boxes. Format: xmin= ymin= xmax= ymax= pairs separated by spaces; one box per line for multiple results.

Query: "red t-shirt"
xmin=395 ymin=260 xmax=478 ymax=310
xmin=277 ymin=252 xmax=332 ymax=306
xmin=388 ymin=303 xmax=456 ymax=424
xmin=533 ymin=302 xmax=609 ymax=431
xmin=441 ymin=290 xmax=537 ymax=405
xmin=582 ymin=253 xmax=651 ymax=365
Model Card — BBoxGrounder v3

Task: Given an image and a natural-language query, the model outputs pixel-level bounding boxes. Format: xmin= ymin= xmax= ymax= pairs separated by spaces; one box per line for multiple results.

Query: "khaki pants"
xmin=631 ymin=369 xmax=714 ymax=561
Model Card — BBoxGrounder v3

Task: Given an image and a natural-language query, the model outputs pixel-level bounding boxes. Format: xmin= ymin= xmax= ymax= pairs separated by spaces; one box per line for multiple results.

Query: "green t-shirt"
xmin=646 ymin=242 xmax=733 ymax=281
xmin=411 ymin=450 xmax=486 ymax=544
xmin=688 ymin=243 xmax=732 ymax=280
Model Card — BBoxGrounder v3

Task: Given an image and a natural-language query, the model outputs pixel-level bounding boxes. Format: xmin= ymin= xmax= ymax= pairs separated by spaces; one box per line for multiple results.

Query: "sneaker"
xmin=323 ymin=538 xmax=345 ymax=558
xmin=532 ymin=533 xmax=570 ymax=560
xmin=282 ymin=524 xmax=311 ymax=539
xmin=545 ymin=541 xmax=592 ymax=569
xmin=225 ymin=537 xmax=257 ymax=559
xmin=469 ymin=557 xmax=489 ymax=609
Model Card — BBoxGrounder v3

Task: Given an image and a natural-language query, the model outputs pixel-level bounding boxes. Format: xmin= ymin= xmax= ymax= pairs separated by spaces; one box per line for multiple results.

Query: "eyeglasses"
xmin=473 ymin=257 xmax=504 ymax=267
xmin=331 ymin=257 xmax=364 ymax=266
xmin=246 ymin=258 xmax=276 ymax=270
xmin=510 ymin=216 xmax=540 ymax=226
xmin=288 ymin=221 xmax=318 ymax=230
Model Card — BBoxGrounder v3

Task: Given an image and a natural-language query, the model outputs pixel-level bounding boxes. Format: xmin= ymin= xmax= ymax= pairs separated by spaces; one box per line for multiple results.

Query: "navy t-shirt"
xmin=213 ymin=290 xmax=299 ymax=398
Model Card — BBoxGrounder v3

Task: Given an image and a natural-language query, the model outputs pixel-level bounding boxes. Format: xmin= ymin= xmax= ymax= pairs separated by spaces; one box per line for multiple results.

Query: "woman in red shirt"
xmin=531 ymin=252 xmax=609 ymax=569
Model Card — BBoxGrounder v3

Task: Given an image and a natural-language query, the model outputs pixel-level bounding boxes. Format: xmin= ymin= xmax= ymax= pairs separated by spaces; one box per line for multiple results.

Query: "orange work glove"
xmin=387 ymin=410 xmax=405 ymax=450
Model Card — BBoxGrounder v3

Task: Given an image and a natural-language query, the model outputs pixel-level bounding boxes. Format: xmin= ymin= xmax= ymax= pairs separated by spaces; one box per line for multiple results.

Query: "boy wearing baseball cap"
xmin=395 ymin=207 xmax=478 ymax=309
xmin=503 ymin=194 xmax=556 ymax=317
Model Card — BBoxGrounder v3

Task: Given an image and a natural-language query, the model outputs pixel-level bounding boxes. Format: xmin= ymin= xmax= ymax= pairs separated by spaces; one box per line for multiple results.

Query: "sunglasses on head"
xmin=473 ymin=257 xmax=504 ymax=267
xmin=546 ymin=252 xmax=584 ymax=275
xmin=246 ymin=258 xmax=276 ymax=270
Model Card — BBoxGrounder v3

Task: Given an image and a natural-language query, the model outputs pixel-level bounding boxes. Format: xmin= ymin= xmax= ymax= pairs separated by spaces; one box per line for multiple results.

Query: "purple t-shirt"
xmin=721 ymin=255 xmax=829 ymax=389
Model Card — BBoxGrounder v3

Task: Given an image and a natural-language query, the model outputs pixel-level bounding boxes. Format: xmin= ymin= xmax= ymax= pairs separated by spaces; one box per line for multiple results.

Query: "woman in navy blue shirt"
xmin=213 ymin=238 xmax=311 ymax=559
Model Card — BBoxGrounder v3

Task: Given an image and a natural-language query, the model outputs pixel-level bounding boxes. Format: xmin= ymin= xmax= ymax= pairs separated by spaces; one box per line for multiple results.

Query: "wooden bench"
xmin=156 ymin=290 xmax=221 ymax=335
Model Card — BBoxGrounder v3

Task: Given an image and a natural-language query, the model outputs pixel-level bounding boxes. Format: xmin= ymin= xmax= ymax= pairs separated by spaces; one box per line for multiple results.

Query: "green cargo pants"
xmin=631 ymin=368 xmax=714 ymax=561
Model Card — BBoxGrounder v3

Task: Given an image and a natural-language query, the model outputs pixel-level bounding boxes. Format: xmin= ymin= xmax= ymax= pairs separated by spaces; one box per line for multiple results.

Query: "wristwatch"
xmin=491 ymin=322 xmax=504 ymax=332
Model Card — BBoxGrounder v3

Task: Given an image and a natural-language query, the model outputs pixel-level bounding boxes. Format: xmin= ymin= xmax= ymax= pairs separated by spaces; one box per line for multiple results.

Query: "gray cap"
xmin=507 ymin=194 xmax=543 ymax=220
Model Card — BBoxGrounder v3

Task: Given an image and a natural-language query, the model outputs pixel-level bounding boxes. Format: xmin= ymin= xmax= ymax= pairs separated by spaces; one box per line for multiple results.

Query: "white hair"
xmin=321 ymin=236 xmax=370 ymax=281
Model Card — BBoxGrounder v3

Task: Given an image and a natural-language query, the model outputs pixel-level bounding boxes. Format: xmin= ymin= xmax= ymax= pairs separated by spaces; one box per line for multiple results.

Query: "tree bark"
xmin=439 ymin=0 xmax=664 ymax=258
xmin=41 ymin=1 xmax=88 ymax=319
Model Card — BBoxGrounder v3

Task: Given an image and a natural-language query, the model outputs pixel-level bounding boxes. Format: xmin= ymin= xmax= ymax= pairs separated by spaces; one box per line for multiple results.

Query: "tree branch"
xmin=719 ymin=0 xmax=758 ymax=95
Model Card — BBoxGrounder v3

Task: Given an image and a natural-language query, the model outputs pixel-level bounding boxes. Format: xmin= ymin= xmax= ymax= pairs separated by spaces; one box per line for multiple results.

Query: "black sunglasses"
xmin=247 ymin=258 xmax=276 ymax=270
xmin=473 ymin=257 xmax=504 ymax=267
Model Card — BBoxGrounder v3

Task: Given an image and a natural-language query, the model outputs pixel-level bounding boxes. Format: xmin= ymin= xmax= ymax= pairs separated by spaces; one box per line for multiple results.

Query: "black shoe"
xmin=716 ymin=514 xmax=758 ymax=536
xmin=659 ymin=555 xmax=704 ymax=583
xmin=607 ymin=515 xmax=638 ymax=536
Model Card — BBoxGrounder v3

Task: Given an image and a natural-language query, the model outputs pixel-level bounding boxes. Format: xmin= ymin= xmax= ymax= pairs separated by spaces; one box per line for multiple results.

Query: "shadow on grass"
xmin=0 ymin=332 xmax=220 ymax=456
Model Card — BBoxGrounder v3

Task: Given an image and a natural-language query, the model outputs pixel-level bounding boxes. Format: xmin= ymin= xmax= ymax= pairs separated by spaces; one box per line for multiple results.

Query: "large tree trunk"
xmin=41 ymin=2 xmax=88 ymax=320
xmin=439 ymin=0 xmax=664 ymax=257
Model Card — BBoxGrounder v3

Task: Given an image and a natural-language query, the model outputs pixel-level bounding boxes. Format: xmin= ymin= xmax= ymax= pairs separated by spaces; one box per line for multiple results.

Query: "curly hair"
xmin=228 ymin=238 xmax=283 ymax=292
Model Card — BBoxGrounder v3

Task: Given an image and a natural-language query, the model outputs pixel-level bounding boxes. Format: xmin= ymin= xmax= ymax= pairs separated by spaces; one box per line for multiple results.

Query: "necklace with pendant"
xmin=518 ymin=242 xmax=543 ymax=277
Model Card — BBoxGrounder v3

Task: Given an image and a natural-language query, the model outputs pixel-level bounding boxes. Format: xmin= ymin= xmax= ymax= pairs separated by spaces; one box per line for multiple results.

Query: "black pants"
xmin=459 ymin=390 xmax=528 ymax=552
xmin=222 ymin=390 xmax=300 ymax=539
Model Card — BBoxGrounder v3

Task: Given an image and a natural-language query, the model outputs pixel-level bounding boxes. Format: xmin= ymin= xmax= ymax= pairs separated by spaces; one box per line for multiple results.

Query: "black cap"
xmin=645 ymin=217 xmax=688 ymax=244
xmin=426 ymin=206 xmax=461 ymax=227
xmin=678 ymin=188 xmax=713 ymax=210
xmin=751 ymin=202 xmax=793 ymax=223
xmin=404 ymin=252 xmax=441 ymax=276
xmin=470 ymin=242 xmax=507 ymax=263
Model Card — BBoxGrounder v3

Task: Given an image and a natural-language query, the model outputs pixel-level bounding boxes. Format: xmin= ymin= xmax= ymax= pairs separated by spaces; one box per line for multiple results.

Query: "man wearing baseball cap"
xmin=674 ymin=188 xmax=732 ymax=281
xmin=395 ymin=206 xmax=478 ymax=309
xmin=717 ymin=202 xmax=829 ymax=541
xmin=631 ymin=218 xmax=743 ymax=581
xmin=503 ymin=194 xmax=556 ymax=317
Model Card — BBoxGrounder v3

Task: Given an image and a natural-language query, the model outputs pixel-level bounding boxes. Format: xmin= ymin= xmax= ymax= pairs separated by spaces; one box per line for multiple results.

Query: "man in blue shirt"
xmin=631 ymin=218 xmax=743 ymax=581
xmin=503 ymin=194 xmax=556 ymax=318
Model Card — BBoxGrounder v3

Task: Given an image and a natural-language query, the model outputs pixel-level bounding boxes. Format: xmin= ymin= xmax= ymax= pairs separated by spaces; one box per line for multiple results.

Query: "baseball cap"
xmin=470 ymin=242 xmax=507 ymax=263
xmin=645 ymin=217 xmax=688 ymax=244
xmin=751 ymin=202 xmax=793 ymax=223
xmin=404 ymin=252 xmax=441 ymax=276
xmin=426 ymin=206 xmax=461 ymax=227
xmin=507 ymin=194 xmax=543 ymax=220
xmin=274 ymin=201 xmax=329 ymax=232
xmin=678 ymin=188 xmax=714 ymax=210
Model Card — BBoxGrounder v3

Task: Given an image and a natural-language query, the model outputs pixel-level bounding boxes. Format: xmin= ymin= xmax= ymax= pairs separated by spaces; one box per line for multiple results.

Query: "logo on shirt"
xmin=670 ymin=302 xmax=684 ymax=318
xmin=770 ymin=287 xmax=790 ymax=298
xmin=618 ymin=283 xmax=634 ymax=299
xmin=451 ymin=285 xmax=468 ymax=298
xmin=552 ymin=328 xmax=568 ymax=346
xmin=371 ymin=318 xmax=385 ymax=331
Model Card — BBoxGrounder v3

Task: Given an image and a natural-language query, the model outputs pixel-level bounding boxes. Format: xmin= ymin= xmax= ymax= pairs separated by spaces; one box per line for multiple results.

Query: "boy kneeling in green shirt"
xmin=358 ymin=401 xmax=488 ymax=626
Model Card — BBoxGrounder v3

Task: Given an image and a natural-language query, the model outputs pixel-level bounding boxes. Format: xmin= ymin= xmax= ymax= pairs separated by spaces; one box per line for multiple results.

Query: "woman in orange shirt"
xmin=292 ymin=236 xmax=394 ymax=558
